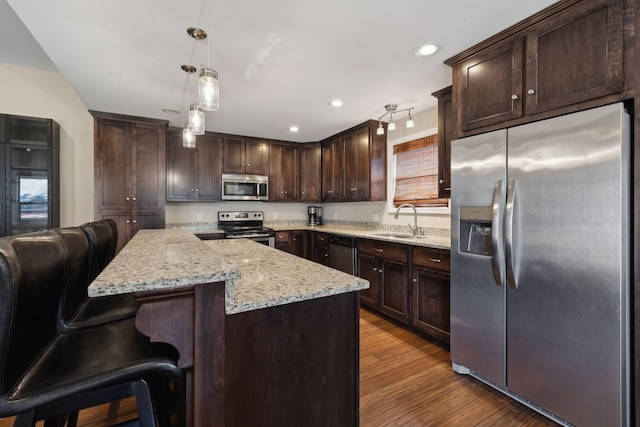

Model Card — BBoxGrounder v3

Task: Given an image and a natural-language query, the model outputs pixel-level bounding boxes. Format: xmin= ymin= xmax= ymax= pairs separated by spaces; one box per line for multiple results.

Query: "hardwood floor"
xmin=0 ymin=308 xmax=556 ymax=427
xmin=359 ymin=307 xmax=555 ymax=427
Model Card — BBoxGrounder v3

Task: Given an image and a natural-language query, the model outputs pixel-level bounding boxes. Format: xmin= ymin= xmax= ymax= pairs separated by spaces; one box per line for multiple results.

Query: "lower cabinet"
xmin=96 ymin=210 xmax=164 ymax=254
xmin=356 ymin=239 xmax=410 ymax=324
xmin=412 ymin=246 xmax=451 ymax=343
xmin=312 ymin=232 xmax=329 ymax=265
xmin=275 ymin=230 xmax=308 ymax=258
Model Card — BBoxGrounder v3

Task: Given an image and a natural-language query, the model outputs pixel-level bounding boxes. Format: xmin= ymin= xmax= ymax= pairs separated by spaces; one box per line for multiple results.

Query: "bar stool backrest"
xmin=0 ymin=231 xmax=67 ymax=396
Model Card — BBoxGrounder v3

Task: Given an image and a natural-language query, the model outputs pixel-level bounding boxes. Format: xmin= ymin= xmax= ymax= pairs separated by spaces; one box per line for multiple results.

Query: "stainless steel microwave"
xmin=221 ymin=174 xmax=268 ymax=201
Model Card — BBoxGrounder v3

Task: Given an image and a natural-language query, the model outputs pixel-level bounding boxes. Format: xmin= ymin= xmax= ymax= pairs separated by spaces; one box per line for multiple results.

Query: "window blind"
xmin=393 ymin=135 xmax=448 ymax=207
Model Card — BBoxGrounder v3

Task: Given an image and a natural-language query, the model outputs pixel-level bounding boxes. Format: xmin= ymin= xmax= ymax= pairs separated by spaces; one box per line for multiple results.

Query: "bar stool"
xmin=56 ymin=220 xmax=138 ymax=332
xmin=0 ymin=231 xmax=182 ymax=426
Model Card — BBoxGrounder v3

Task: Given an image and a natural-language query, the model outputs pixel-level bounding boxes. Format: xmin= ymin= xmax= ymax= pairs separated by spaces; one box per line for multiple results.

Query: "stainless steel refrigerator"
xmin=450 ymin=102 xmax=630 ymax=427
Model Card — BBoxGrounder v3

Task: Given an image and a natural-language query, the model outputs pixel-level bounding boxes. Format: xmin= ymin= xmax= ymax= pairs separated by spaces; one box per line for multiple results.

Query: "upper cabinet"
xmin=321 ymin=120 xmax=386 ymax=202
xmin=446 ymin=0 xmax=628 ymax=136
xmin=222 ymin=136 xmax=269 ymax=175
xmin=299 ymin=143 xmax=321 ymax=202
xmin=269 ymin=142 xmax=299 ymax=202
xmin=166 ymin=128 xmax=222 ymax=202
xmin=432 ymin=86 xmax=453 ymax=198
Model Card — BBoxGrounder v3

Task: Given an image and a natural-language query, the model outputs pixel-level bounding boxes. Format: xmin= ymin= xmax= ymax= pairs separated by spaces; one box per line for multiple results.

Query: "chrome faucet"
xmin=394 ymin=203 xmax=419 ymax=235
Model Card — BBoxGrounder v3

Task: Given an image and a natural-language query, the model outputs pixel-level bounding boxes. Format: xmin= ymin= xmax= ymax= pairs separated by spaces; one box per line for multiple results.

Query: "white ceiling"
xmin=3 ymin=0 xmax=558 ymax=142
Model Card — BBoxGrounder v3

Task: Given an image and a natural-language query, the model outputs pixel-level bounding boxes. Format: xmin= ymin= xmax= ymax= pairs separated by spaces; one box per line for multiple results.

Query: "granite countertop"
xmin=88 ymin=229 xmax=368 ymax=315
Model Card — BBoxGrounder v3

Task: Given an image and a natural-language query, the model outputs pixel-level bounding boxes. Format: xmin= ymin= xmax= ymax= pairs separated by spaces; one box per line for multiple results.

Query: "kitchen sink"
xmin=370 ymin=232 xmax=429 ymax=240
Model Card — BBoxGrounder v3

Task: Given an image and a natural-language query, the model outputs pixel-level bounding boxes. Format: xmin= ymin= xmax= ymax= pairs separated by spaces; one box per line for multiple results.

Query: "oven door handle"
xmin=226 ymin=233 xmax=273 ymax=239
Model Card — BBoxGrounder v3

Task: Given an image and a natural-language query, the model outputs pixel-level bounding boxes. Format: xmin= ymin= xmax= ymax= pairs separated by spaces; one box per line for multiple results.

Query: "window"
xmin=393 ymin=135 xmax=448 ymax=208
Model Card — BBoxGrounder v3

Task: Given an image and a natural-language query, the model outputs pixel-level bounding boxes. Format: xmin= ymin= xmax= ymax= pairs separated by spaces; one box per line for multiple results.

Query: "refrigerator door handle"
xmin=490 ymin=179 xmax=505 ymax=286
xmin=505 ymin=178 xmax=517 ymax=289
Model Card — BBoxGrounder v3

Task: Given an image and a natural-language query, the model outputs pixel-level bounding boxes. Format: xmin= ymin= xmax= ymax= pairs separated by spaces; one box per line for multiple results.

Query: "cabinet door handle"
xmin=375 ymin=248 xmax=384 ymax=252
xmin=191 ymin=189 xmax=195 ymax=192
xmin=126 ymin=197 xmax=130 ymax=201
xmin=428 ymin=258 xmax=441 ymax=263
xmin=527 ymin=89 xmax=535 ymax=95
xmin=439 ymin=179 xmax=445 ymax=184
xmin=413 ymin=278 xmax=417 ymax=283
xmin=511 ymin=94 xmax=519 ymax=100
xmin=133 ymin=197 xmax=137 ymax=201
xmin=132 ymin=220 xmax=137 ymax=224
xmin=247 ymin=163 xmax=250 ymax=167
xmin=373 ymin=267 xmax=378 ymax=272
xmin=126 ymin=220 xmax=131 ymax=224
xmin=195 ymin=189 xmax=199 ymax=192
xmin=324 ymin=253 xmax=328 ymax=257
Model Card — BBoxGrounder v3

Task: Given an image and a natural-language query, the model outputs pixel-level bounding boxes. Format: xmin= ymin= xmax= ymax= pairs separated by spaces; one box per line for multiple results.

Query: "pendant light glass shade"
xmin=183 ymin=126 xmax=196 ymax=148
xmin=198 ymin=68 xmax=219 ymax=111
xmin=188 ymin=104 xmax=205 ymax=135
xmin=388 ymin=121 xmax=396 ymax=131
xmin=376 ymin=122 xmax=385 ymax=135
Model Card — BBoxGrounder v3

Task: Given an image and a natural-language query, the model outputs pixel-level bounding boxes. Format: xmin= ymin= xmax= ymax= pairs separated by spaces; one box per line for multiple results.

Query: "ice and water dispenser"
xmin=459 ymin=206 xmax=493 ymax=256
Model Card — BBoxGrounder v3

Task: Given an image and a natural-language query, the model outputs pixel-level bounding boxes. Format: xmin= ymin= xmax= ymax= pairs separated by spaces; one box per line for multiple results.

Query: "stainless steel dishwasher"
xmin=328 ymin=234 xmax=356 ymax=275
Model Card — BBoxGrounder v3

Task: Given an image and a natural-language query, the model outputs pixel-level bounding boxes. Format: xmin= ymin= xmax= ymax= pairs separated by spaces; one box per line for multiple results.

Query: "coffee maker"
xmin=307 ymin=206 xmax=323 ymax=226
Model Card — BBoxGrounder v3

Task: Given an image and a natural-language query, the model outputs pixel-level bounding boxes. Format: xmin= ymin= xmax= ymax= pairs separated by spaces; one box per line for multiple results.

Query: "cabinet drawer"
xmin=357 ymin=239 xmax=407 ymax=263
xmin=313 ymin=232 xmax=329 ymax=244
xmin=413 ymin=247 xmax=450 ymax=272
xmin=275 ymin=231 xmax=289 ymax=241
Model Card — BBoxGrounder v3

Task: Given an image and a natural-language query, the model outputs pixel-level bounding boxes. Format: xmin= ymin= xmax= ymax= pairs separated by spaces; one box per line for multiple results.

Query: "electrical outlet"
xmin=333 ymin=212 xmax=338 ymax=220
xmin=273 ymin=212 xmax=278 ymax=220
xmin=372 ymin=213 xmax=379 ymax=222
xmin=196 ymin=213 xmax=202 ymax=221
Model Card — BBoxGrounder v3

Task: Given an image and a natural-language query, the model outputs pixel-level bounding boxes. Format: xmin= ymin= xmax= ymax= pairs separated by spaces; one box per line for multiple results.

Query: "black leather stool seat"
xmin=7 ymin=319 xmax=180 ymax=406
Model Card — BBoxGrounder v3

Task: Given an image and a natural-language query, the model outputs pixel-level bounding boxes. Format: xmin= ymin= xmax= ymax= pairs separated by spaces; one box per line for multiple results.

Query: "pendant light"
xmin=199 ymin=67 xmax=219 ymax=111
xmin=183 ymin=125 xmax=196 ymax=148
xmin=188 ymin=104 xmax=205 ymax=135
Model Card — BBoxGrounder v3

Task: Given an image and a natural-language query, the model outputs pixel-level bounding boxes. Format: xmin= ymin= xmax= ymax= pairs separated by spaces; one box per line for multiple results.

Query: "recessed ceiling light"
xmin=330 ymin=99 xmax=344 ymax=107
xmin=289 ymin=126 xmax=299 ymax=132
xmin=162 ymin=108 xmax=180 ymax=114
xmin=414 ymin=42 xmax=441 ymax=57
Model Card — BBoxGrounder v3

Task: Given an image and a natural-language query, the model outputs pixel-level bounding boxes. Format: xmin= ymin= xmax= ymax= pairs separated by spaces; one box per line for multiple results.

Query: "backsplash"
xmin=167 ymin=220 xmax=450 ymax=238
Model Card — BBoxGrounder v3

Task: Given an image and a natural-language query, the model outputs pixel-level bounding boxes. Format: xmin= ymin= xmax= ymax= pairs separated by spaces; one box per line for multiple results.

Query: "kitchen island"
xmin=88 ymin=229 xmax=368 ymax=427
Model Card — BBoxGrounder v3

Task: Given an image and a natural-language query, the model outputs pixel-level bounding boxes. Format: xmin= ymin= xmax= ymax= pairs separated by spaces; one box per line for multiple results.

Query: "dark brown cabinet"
xmin=312 ymin=232 xmax=329 ymax=265
xmin=1 ymin=115 xmax=59 ymax=236
xmin=92 ymin=112 xmax=166 ymax=252
xmin=321 ymin=120 xmax=386 ymax=202
xmin=432 ymin=86 xmax=453 ymax=198
xmin=299 ymin=143 xmax=321 ymax=202
xmin=269 ymin=143 xmax=299 ymax=202
xmin=412 ymin=246 xmax=451 ymax=343
xmin=357 ymin=239 xmax=409 ymax=324
xmin=222 ymin=137 xmax=269 ymax=175
xmin=447 ymin=0 xmax=626 ymax=135
xmin=275 ymin=230 xmax=308 ymax=258
xmin=96 ymin=210 xmax=164 ymax=254
xmin=166 ymin=129 xmax=222 ymax=201
xmin=321 ymin=137 xmax=342 ymax=201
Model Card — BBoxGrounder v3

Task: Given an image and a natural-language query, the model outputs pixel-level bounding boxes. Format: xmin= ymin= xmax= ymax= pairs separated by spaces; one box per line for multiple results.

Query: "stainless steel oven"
xmin=218 ymin=211 xmax=275 ymax=247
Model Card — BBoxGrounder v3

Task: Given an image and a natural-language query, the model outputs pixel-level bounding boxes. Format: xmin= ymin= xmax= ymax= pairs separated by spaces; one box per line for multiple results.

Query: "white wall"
xmin=0 ymin=63 xmax=95 ymax=227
